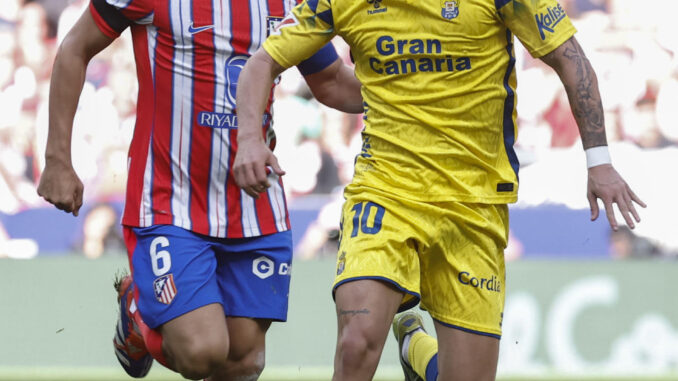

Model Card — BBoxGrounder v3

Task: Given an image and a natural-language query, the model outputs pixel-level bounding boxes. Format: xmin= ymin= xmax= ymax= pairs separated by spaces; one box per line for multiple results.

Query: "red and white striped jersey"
xmin=89 ymin=0 xmax=336 ymax=238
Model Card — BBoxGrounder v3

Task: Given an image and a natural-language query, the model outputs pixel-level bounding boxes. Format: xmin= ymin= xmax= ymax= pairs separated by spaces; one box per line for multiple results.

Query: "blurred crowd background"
xmin=0 ymin=0 xmax=677 ymax=260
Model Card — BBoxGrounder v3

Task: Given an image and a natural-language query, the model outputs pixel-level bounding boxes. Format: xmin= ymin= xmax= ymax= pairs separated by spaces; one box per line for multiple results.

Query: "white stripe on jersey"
xmin=147 ymin=26 xmax=158 ymax=84
xmin=169 ymin=0 xmax=194 ymax=230
xmin=207 ymin=0 xmax=234 ymax=237
xmin=136 ymin=12 xmax=154 ymax=25
xmin=240 ymin=191 xmax=261 ymax=237
xmin=266 ymin=175 xmax=287 ymax=232
xmin=138 ymin=26 xmax=158 ymax=227
xmin=248 ymin=0 xmax=266 ymax=55
xmin=283 ymin=0 xmax=295 ymax=14
xmin=139 ymin=138 xmax=154 ymax=226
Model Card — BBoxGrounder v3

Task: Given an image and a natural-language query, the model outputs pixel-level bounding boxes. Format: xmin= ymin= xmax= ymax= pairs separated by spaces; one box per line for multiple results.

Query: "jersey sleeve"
xmin=263 ymin=0 xmax=337 ymax=70
xmin=89 ymin=0 xmax=131 ymax=38
xmin=92 ymin=0 xmax=155 ymax=32
xmin=496 ymin=0 xmax=576 ymax=58
xmin=297 ymin=43 xmax=339 ymax=76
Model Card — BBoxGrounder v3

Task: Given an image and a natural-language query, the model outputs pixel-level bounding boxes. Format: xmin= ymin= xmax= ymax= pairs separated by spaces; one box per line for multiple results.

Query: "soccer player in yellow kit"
xmin=233 ymin=0 xmax=646 ymax=380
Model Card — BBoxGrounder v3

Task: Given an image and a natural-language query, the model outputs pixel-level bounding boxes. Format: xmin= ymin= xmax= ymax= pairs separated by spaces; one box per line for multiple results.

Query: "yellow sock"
xmin=407 ymin=331 xmax=438 ymax=380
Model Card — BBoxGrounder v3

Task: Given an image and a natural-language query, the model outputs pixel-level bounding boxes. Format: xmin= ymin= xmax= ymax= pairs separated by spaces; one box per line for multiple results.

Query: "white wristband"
xmin=585 ymin=146 xmax=611 ymax=168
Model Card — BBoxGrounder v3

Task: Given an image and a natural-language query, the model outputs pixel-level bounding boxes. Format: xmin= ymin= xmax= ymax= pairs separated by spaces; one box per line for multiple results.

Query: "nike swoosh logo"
xmin=188 ymin=22 xmax=214 ymax=34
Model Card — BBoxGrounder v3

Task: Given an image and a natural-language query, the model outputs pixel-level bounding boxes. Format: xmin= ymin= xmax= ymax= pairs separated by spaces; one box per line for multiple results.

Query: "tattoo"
xmin=339 ymin=308 xmax=370 ymax=316
xmin=561 ymin=39 xmax=606 ymax=148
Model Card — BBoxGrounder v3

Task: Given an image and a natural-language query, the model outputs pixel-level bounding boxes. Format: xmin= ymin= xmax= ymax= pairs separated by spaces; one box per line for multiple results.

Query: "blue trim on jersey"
xmin=306 ymin=0 xmax=320 ymax=13
xmin=425 ymin=354 xmax=439 ymax=381
xmin=316 ymin=9 xmax=334 ymax=27
xmin=332 ymin=276 xmax=421 ymax=310
xmin=501 ymin=29 xmax=520 ymax=180
xmin=297 ymin=43 xmax=339 ymax=76
xmin=494 ymin=0 xmax=512 ymax=10
xmin=432 ymin=317 xmax=502 ymax=339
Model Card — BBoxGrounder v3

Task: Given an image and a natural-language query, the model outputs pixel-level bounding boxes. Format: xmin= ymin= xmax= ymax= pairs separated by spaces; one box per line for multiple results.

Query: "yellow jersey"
xmin=264 ymin=0 xmax=576 ymax=203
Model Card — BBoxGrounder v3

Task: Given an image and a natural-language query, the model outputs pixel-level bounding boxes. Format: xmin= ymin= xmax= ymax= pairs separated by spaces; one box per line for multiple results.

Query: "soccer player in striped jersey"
xmin=36 ymin=0 xmax=362 ymax=379
xmin=233 ymin=0 xmax=646 ymax=380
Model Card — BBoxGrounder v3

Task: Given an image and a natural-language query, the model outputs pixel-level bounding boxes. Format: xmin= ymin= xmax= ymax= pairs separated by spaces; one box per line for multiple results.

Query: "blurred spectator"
xmin=609 ymin=226 xmax=662 ymax=260
xmin=0 ymin=220 xmax=38 ymax=259
xmin=81 ymin=203 xmax=124 ymax=259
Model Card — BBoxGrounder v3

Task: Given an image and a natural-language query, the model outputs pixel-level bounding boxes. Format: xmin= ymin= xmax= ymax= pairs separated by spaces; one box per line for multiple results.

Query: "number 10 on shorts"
xmin=350 ymin=202 xmax=385 ymax=237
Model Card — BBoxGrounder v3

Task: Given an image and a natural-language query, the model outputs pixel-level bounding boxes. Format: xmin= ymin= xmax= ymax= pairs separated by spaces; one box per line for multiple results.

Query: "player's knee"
xmin=171 ymin=338 xmax=229 ymax=380
xmin=336 ymin=330 xmax=374 ymax=368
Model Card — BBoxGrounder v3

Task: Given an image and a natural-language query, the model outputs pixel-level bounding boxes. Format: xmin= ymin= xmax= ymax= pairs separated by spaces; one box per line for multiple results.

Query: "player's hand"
xmin=233 ymin=137 xmax=285 ymax=199
xmin=587 ymin=164 xmax=646 ymax=231
xmin=37 ymin=160 xmax=84 ymax=217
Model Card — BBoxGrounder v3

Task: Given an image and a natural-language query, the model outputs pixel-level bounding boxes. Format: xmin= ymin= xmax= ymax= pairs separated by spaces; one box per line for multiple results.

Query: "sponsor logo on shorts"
xmin=536 ymin=4 xmax=567 ymax=40
xmin=153 ymin=274 xmax=177 ymax=304
xmin=458 ymin=271 xmax=501 ymax=293
xmin=252 ymin=256 xmax=291 ymax=279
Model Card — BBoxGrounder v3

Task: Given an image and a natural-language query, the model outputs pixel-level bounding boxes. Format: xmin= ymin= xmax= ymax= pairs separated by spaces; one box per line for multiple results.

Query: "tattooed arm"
xmin=541 ymin=37 xmax=606 ymax=148
xmin=540 ymin=36 xmax=645 ymax=230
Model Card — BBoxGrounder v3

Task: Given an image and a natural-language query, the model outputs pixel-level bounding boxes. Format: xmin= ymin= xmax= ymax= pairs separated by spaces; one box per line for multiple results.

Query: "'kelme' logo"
xmin=535 ymin=4 xmax=567 ymax=40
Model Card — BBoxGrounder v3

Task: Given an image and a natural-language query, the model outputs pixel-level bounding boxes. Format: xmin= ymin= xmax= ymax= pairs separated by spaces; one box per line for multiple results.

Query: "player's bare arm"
xmin=233 ymin=48 xmax=287 ymax=199
xmin=235 ymin=47 xmax=363 ymax=198
xmin=540 ymin=36 xmax=646 ymax=231
xmin=37 ymin=9 xmax=116 ymax=216
xmin=304 ymin=58 xmax=363 ymax=114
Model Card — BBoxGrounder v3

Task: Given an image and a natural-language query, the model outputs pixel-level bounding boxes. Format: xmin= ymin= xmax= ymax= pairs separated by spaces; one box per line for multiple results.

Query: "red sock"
xmin=133 ymin=311 xmax=172 ymax=369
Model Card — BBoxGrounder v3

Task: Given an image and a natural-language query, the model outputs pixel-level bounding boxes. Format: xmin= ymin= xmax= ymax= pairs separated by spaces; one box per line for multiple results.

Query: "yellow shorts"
xmin=333 ymin=185 xmax=508 ymax=338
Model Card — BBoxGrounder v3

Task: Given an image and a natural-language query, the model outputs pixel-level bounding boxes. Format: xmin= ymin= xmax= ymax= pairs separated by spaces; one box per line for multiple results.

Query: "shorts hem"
xmin=332 ymin=276 xmax=421 ymax=308
xmin=431 ymin=316 xmax=501 ymax=339
xmin=224 ymin=312 xmax=288 ymax=322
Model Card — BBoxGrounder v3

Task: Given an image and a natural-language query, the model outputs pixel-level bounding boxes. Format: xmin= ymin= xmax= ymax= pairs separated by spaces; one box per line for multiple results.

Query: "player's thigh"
xmin=433 ymin=320 xmax=499 ymax=381
xmin=160 ymin=303 xmax=229 ymax=361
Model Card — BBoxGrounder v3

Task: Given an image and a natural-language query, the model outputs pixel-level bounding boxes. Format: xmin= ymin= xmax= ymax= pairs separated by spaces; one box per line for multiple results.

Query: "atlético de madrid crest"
xmin=441 ymin=0 xmax=460 ymax=20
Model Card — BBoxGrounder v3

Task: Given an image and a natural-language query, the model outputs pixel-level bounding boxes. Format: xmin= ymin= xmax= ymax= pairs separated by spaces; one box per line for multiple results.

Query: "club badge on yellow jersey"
xmin=441 ymin=0 xmax=460 ymax=20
